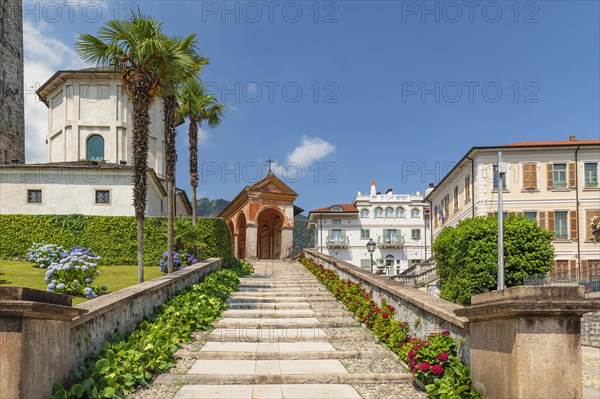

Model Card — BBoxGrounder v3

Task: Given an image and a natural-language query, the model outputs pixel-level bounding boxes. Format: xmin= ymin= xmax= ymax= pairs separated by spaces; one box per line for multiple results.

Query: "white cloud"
xmin=23 ymin=21 xmax=84 ymax=162
xmin=286 ymin=136 xmax=336 ymax=168
xmin=198 ymin=127 xmax=209 ymax=147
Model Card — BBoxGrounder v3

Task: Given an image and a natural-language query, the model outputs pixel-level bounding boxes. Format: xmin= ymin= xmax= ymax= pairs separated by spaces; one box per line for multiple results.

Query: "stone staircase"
xmin=131 ymin=260 xmax=426 ymax=399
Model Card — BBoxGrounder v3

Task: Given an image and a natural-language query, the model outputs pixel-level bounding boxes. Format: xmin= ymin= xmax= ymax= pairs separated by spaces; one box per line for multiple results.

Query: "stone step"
xmin=226 ymin=302 xmax=312 ymax=310
xmin=203 ymin=328 xmax=373 ymax=343
xmin=159 ymin=372 xmax=412 ymax=385
xmin=221 ymin=309 xmax=351 ymax=318
xmin=177 ymin=350 xmax=389 ymax=361
xmin=214 ymin=318 xmax=359 ymax=329
xmin=227 ymin=297 xmax=336 ymax=303
xmin=198 ymin=341 xmax=336 ymax=353
xmin=188 ymin=359 xmax=350 ymax=376
xmin=174 ymin=384 xmax=363 ymax=399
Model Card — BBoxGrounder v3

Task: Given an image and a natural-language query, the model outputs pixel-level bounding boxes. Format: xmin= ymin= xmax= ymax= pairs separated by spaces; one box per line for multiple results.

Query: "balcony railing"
xmin=378 ymin=235 xmax=404 ymax=248
xmin=326 ymin=236 xmax=349 ymax=248
xmin=369 ymin=194 xmax=411 ymax=202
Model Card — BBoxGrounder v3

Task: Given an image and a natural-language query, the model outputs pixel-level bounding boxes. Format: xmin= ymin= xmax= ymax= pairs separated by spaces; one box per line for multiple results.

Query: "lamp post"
xmin=497 ymin=151 xmax=508 ymax=290
xmin=366 ymin=238 xmax=376 ymax=273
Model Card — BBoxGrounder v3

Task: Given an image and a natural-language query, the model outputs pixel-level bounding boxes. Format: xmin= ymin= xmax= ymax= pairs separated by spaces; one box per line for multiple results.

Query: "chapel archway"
xmin=236 ymin=212 xmax=246 ymax=259
xmin=257 ymin=208 xmax=284 ymax=260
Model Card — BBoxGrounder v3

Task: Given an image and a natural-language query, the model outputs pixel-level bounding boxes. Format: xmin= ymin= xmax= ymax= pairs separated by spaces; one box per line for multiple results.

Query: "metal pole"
xmin=497 ymin=151 xmax=506 ymax=290
xmin=370 ymin=252 xmax=374 ymax=274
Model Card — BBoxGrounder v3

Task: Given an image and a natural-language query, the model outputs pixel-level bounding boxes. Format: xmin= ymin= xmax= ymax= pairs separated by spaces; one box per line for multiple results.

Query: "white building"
xmin=307 ymin=182 xmax=431 ymax=275
xmin=0 ymin=67 xmax=192 ymax=217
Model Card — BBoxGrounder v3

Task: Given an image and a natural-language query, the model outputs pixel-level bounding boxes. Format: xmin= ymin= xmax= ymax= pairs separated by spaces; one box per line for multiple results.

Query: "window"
xmin=444 ymin=194 xmax=450 ymax=216
xmin=584 ymin=163 xmax=598 ymax=188
xmin=330 ymin=229 xmax=342 ymax=241
xmin=553 ymin=164 xmax=567 ymax=188
xmin=465 ymin=175 xmax=471 ymax=201
xmin=360 ymin=259 xmax=372 ymax=270
xmin=385 ymin=229 xmax=397 ymax=241
xmin=411 ymin=229 xmax=421 ymax=240
xmin=522 ymin=163 xmax=538 ymax=190
xmin=86 ymin=135 xmax=105 ymax=160
xmin=493 ymin=165 xmax=507 ymax=190
xmin=453 ymin=186 xmax=459 ymax=210
xmin=360 ymin=209 xmax=369 ymax=218
xmin=95 ymin=190 xmax=110 ymax=204
xmin=554 ymin=211 xmax=568 ymax=240
xmin=553 ymin=260 xmax=571 ymax=280
xmin=411 ymin=208 xmax=420 ymax=218
xmin=332 ymin=219 xmax=341 ymax=225
xmin=374 ymin=207 xmax=383 ymax=218
xmin=330 ymin=206 xmax=342 ymax=212
xmin=27 ymin=189 xmax=42 ymax=204
xmin=524 ymin=211 xmax=537 ymax=223
xmin=360 ymin=229 xmax=370 ymax=239
xmin=385 ymin=207 xmax=394 ymax=218
xmin=396 ymin=207 xmax=405 ymax=218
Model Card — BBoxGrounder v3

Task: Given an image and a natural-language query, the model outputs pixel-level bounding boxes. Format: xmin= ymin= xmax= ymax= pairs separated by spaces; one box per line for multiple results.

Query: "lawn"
xmin=0 ymin=260 xmax=164 ymax=305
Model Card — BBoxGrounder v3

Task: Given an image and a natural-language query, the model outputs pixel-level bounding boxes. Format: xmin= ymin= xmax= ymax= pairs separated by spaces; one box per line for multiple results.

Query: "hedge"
xmin=0 ymin=215 xmax=233 ymax=266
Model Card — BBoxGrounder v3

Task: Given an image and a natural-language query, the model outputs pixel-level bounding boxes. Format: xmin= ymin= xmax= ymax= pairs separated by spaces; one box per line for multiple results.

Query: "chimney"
xmin=429 ymin=183 xmax=435 ymax=188
xmin=569 ymin=134 xmax=577 ymax=141
xmin=386 ymin=188 xmax=393 ymax=195
xmin=370 ymin=181 xmax=376 ymax=196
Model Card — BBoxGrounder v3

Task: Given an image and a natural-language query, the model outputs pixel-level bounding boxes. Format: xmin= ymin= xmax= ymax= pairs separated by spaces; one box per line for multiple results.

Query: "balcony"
xmin=326 ymin=235 xmax=349 ymax=248
xmin=378 ymin=235 xmax=404 ymax=248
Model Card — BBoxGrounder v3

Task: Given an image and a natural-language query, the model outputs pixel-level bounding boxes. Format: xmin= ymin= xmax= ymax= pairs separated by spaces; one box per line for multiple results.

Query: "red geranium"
xmin=437 ymin=353 xmax=449 ymax=362
xmin=418 ymin=362 xmax=431 ymax=371
xmin=431 ymin=364 xmax=444 ymax=376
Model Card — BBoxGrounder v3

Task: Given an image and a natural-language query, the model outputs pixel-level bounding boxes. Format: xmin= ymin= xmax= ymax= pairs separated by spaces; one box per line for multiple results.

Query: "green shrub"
xmin=432 ymin=215 xmax=554 ymax=305
xmin=0 ymin=215 xmax=233 ymax=266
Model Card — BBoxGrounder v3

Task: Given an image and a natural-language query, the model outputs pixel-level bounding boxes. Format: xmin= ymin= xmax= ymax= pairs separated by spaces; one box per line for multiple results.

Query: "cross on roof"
xmin=267 ymin=157 xmax=274 ymax=175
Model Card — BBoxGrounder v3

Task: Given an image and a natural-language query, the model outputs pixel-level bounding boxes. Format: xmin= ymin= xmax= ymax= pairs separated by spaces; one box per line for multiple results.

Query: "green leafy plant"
xmin=48 ymin=263 xmax=251 ymax=399
xmin=433 ymin=215 xmax=554 ymax=305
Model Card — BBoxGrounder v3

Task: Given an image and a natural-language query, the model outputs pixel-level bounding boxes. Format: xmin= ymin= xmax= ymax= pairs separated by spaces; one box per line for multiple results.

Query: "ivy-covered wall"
xmin=0 ymin=215 xmax=233 ymax=266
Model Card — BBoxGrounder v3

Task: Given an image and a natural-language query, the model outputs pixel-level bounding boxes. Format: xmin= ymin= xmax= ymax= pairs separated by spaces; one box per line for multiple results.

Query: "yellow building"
xmin=425 ymin=137 xmax=600 ymax=281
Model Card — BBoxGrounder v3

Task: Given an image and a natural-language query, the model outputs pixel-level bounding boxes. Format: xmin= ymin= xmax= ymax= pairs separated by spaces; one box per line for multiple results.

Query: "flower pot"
xmin=594 ymin=228 xmax=600 ymax=242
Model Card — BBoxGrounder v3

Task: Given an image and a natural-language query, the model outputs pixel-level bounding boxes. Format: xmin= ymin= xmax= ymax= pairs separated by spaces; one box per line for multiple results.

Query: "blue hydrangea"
xmin=56 ymin=283 xmax=65 ymax=290
xmin=47 ymin=283 xmax=56 ymax=291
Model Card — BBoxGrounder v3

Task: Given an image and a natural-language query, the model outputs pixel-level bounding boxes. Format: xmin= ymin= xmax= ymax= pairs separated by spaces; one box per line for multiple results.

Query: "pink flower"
xmin=397 ymin=343 xmax=404 ymax=347
xmin=418 ymin=362 xmax=431 ymax=371
xmin=407 ymin=350 xmax=415 ymax=359
xmin=431 ymin=364 xmax=444 ymax=376
xmin=382 ymin=313 xmax=389 ymax=319
xmin=442 ymin=330 xmax=450 ymax=336
xmin=437 ymin=353 xmax=449 ymax=362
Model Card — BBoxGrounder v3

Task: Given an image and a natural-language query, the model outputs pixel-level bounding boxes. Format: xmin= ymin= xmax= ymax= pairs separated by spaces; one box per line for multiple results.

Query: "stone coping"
xmin=455 ymin=285 xmax=600 ymax=320
xmin=304 ymin=250 xmax=467 ymax=330
xmin=72 ymin=258 xmax=220 ymax=326
xmin=0 ymin=286 xmax=72 ymax=306
xmin=0 ymin=300 xmax=87 ymax=320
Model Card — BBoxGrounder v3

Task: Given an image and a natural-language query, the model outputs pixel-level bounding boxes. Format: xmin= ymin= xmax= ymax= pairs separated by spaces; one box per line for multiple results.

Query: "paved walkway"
xmin=130 ymin=260 xmax=424 ymax=399
xmin=583 ymin=345 xmax=600 ymax=399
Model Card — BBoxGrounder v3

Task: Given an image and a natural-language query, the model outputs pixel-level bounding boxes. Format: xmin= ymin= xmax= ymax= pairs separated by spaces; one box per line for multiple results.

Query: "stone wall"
xmin=69 ymin=259 xmax=221 ymax=372
xmin=304 ymin=249 xmax=470 ymax=362
xmin=0 ymin=0 xmax=25 ymax=164
xmin=582 ymin=292 xmax=600 ymax=348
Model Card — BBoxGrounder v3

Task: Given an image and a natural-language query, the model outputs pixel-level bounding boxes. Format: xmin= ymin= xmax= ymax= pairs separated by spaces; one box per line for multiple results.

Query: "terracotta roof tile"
xmin=503 ymin=140 xmax=600 ymax=147
xmin=309 ymin=204 xmax=358 ymax=214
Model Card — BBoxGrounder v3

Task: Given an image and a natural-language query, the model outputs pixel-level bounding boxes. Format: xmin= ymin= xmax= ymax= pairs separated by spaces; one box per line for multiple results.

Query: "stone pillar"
xmin=281 ymin=227 xmax=294 ymax=259
xmin=455 ymin=286 xmax=599 ymax=399
xmin=0 ymin=287 xmax=87 ymax=399
xmin=233 ymin=233 xmax=239 ymax=258
xmin=246 ymin=223 xmax=258 ymax=260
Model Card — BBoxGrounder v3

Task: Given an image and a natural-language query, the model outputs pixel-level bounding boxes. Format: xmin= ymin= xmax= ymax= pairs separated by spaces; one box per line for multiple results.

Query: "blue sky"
xmin=22 ymin=1 xmax=599 ymax=213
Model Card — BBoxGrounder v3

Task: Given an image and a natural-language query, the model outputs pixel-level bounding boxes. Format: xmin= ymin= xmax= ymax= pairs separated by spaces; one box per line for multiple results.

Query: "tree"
xmin=159 ymin=38 xmax=207 ymax=273
xmin=176 ymin=78 xmax=227 ymax=224
xmin=76 ymin=10 xmax=199 ymax=282
xmin=432 ymin=215 xmax=554 ymax=306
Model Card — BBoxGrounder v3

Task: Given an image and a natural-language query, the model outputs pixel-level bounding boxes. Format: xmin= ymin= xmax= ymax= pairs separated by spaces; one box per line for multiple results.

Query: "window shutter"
xmin=569 ymin=260 xmax=577 ymax=280
xmin=547 ymin=211 xmax=555 ymax=236
xmin=547 ymin=163 xmax=554 ymax=189
xmin=581 ymin=259 xmax=589 ymax=280
xmin=587 ymin=210 xmax=600 ymax=240
xmin=487 ymin=212 xmax=494 ymax=217
xmin=568 ymin=162 xmax=576 ymax=188
xmin=539 ymin=211 xmax=546 ymax=230
xmin=523 ymin=163 xmax=537 ymax=190
xmin=570 ymin=210 xmax=578 ymax=240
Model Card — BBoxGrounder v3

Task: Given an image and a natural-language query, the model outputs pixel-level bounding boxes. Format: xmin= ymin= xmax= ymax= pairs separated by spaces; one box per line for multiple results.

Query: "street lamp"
xmin=366 ymin=238 xmax=376 ymax=273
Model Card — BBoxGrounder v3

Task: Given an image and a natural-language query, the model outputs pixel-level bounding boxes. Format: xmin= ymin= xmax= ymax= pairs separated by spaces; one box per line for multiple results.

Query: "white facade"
xmin=308 ymin=182 xmax=431 ymax=275
xmin=0 ymin=164 xmax=167 ymax=217
xmin=37 ymin=69 xmax=166 ymax=178
xmin=425 ymin=138 xmax=600 ymax=281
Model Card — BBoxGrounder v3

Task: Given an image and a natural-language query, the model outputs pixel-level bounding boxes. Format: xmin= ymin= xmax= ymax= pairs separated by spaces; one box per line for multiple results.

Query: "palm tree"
xmin=76 ymin=10 xmax=199 ymax=282
xmin=176 ymin=78 xmax=227 ymax=224
xmin=159 ymin=38 xmax=207 ymax=273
